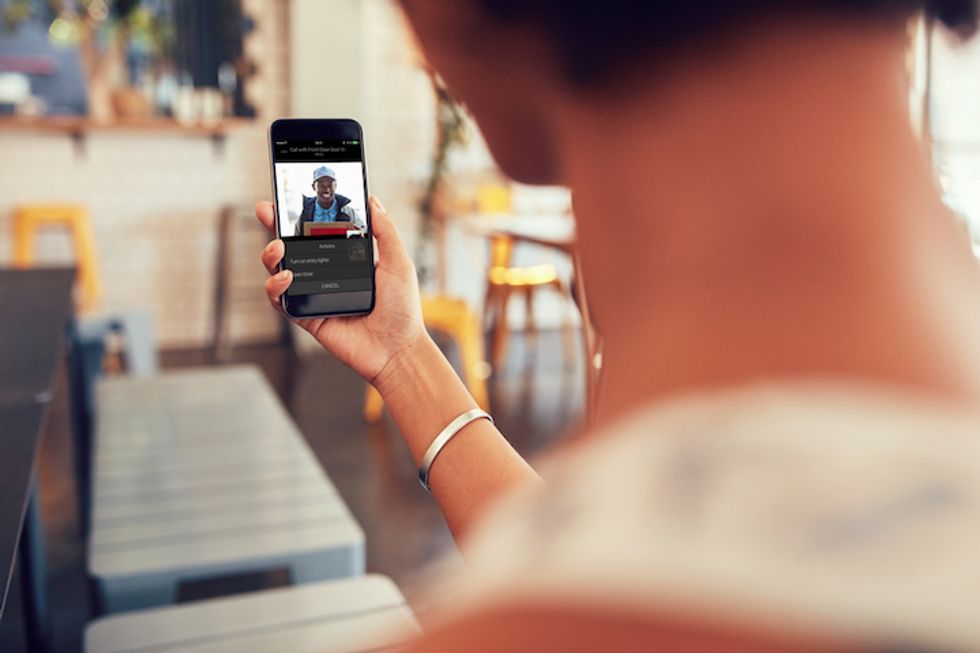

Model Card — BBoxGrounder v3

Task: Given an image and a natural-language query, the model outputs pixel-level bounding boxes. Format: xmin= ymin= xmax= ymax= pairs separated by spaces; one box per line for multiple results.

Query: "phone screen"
xmin=270 ymin=119 xmax=375 ymax=318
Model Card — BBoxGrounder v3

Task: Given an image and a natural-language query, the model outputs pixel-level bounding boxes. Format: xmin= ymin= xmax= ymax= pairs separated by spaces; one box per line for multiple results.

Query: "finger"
xmin=296 ymin=317 xmax=322 ymax=336
xmin=264 ymin=269 xmax=292 ymax=309
xmin=368 ymin=196 xmax=413 ymax=271
xmin=267 ymin=292 xmax=285 ymax=315
xmin=261 ymin=239 xmax=285 ymax=275
xmin=368 ymin=196 xmax=398 ymax=242
xmin=255 ymin=201 xmax=276 ymax=234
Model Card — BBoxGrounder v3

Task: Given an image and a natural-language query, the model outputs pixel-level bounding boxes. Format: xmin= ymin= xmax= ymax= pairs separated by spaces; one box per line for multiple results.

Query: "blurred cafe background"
xmin=0 ymin=1 xmax=978 ymax=651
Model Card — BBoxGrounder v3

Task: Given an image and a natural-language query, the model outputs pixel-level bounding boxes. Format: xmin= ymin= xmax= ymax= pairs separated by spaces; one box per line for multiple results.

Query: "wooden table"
xmin=0 ymin=267 xmax=76 ymax=652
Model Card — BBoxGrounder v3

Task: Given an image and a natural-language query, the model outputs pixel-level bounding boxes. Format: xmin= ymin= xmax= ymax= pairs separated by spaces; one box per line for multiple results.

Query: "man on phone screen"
xmin=294 ymin=166 xmax=365 ymax=236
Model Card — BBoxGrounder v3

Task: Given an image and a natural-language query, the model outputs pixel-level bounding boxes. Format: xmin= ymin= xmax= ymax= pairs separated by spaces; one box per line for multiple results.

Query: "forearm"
xmin=374 ymin=335 xmax=541 ymax=542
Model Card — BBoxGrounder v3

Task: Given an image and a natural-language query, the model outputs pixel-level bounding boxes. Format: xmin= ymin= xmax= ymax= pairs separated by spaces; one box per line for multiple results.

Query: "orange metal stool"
xmin=363 ymin=294 xmax=490 ymax=423
xmin=13 ymin=204 xmax=102 ymax=312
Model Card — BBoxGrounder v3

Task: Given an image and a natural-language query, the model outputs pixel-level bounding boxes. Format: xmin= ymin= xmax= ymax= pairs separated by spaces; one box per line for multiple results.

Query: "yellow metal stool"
xmin=13 ymin=204 xmax=102 ymax=312
xmin=471 ymin=183 xmax=575 ymax=373
xmin=363 ymin=294 xmax=490 ymax=423
xmin=483 ymin=234 xmax=573 ymax=373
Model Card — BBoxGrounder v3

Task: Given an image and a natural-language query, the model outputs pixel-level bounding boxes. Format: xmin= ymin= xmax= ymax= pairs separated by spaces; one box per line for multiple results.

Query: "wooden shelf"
xmin=0 ymin=115 xmax=250 ymax=136
xmin=0 ymin=116 xmax=254 ymax=157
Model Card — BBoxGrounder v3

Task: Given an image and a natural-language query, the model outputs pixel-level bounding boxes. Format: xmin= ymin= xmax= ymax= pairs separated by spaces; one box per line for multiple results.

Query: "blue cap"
xmin=313 ymin=166 xmax=336 ymax=182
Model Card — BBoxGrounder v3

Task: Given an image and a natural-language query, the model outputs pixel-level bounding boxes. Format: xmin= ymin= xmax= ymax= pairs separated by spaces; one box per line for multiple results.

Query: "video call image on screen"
xmin=273 ymin=139 xmax=372 ymax=297
xmin=275 ymin=160 xmax=367 ymax=239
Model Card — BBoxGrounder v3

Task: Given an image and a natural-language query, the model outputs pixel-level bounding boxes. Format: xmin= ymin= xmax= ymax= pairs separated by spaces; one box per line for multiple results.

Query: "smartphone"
xmin=269 ymin=118 xmax=375 ymax=318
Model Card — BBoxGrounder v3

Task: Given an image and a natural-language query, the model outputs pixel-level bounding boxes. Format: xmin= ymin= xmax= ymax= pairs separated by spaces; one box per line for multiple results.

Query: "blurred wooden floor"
xmin=0 ymin=328 xmax=584 ymax=652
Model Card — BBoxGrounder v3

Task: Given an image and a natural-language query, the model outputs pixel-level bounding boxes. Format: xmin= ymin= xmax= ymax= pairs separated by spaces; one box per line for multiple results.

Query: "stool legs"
xmin=72 ymin=212 xmax=100 ymax=312
xmin=524 ymin=287 xmax=537 ymax=336
xmin=13 ymin=211 xmax=37 ymax=267
xmin=554 ymin=278 xmax=577 ymax=368
xmin=451 ymin=299 xmax=491 ymax=410
xmin=488 ymin=286 xmax=512 ymax=373
xmin=363 ymin=385 xmax=385 ymax=424
xmin=486 ymin=279 xmax=575 ymax=376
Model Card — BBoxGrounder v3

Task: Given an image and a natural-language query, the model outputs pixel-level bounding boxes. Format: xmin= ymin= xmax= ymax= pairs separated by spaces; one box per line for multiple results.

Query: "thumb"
xmin=369 ymin=196 xmax=413 ymax=270
xmin=369 ymin=196 xmax=397 ymax=239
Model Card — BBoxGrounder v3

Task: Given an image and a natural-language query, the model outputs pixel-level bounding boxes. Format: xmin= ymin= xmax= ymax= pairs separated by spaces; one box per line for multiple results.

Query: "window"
xmin=927 ymin=23 xmax=980 ymax=243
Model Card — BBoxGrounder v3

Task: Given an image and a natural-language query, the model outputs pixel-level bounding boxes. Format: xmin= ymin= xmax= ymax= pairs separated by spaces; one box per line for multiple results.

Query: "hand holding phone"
xmin=258 ymin=196 xmax=428 ymax=383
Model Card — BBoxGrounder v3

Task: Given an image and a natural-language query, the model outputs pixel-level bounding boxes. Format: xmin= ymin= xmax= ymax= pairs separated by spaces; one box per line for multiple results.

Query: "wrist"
xmin=371 ymin=331 xmax=437 ymax=398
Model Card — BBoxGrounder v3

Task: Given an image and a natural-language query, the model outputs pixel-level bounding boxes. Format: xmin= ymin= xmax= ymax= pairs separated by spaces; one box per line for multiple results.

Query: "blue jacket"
xmin=295 ymin=194 xmax=364 ymax=236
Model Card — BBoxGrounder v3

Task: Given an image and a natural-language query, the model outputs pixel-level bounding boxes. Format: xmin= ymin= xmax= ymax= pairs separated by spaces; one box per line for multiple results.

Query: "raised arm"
xmin=257 ymin=198 xmax=540 ymax=541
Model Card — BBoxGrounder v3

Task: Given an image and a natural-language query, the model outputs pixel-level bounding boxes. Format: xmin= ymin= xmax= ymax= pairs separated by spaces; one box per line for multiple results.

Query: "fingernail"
xmin=276 ymin=270 xmax=291 ymax=281
xmin=372 ymin=197 xmax=386 ymax=212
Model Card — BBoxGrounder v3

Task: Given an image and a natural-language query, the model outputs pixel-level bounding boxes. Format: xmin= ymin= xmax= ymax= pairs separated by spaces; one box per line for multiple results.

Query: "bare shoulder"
xmin=398 ymin=600 xmax=859 ymax=653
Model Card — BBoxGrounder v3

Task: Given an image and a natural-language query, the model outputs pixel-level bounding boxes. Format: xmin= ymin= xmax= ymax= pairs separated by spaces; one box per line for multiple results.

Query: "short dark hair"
xmin=478 ymin=0 xmax=978 ymax=85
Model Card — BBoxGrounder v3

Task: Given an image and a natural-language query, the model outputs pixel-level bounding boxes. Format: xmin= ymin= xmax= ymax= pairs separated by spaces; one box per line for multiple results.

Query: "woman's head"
xmin=400 ymin=1 xmax=977 ymax=183
xmin=470 ymin=1 xmax=977 ymax=86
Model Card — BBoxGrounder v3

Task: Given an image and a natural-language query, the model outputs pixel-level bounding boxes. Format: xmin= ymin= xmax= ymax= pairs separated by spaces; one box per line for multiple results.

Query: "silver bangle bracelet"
xmin=418 ymin=408 xmax=493 ymax=492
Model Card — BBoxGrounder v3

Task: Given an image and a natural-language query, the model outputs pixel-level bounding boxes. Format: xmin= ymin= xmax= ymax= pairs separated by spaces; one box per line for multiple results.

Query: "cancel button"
xmin=289 ymin=277 xmax=373 ymax=296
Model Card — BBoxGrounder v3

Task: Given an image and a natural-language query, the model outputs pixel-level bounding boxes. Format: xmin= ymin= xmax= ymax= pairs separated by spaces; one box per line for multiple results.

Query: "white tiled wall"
xmin=0 ymin=0 xmax=289 ymax=348
xmin=362 ymin=0 xmax=436 ymax=266
xmin=290 ymin=0 xmax=437 ymax=265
